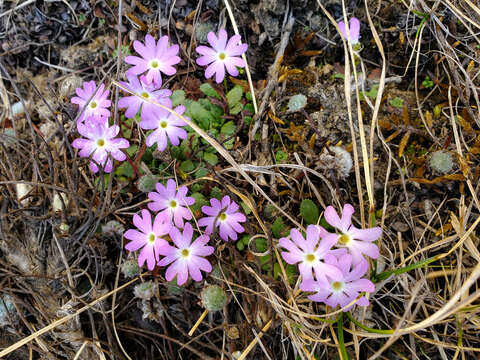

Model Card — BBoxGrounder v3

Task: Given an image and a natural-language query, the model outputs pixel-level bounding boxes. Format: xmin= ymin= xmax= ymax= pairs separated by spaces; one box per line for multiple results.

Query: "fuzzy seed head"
xmin=134 ymin=281 xmax=157 ymax=300
xmin=288 ymin=94 xmax=307 ymax=112
xmin=121 ymin=259 xmax=141 ymax=278
xmin=201 ymin=285 xmax=227 ymax=312
xmin=428 ymin=150 xmax=455 ymax=175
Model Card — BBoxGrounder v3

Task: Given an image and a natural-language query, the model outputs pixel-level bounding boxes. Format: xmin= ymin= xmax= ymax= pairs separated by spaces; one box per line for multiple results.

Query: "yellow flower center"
xmin=147 ymin=233 xmax=156 ymax=243
xmin=160 ymin=121 xmax=168 ymax=129
xmin=96 ymin=139 xmax=105 ymax=147
xmin=170 ymin=200 xmax=177 ymax=208
xmin=331 ymin=281 xmax=343 ymax=291
xmin=89 ymin=101 xmax=98 ymax=109
xmin=141 ymin=91 xmax=149 ymax=99
xmin=218 ymin=52 xmax=226 ymax=60
xmin=181 ymin=249 xmax=190 ymax=258
xmin=219 ymin=213 xmax=227 ymax=221
xmin=338 ymin=233 xmax=351 ymax=245
xmin=150 ymin=60 xmax=159 ymax=68
xmin=305 ymin=253 xmax=316 ymax=263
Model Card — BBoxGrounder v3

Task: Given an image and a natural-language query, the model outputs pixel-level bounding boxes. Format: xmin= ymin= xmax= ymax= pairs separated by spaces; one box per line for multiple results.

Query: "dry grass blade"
xmin=0 ymin=276 xmax=141 ymax=357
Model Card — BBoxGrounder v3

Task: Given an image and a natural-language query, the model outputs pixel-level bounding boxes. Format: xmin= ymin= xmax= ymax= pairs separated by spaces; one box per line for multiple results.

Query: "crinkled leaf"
xmin=203 ymin=152 xmax=218 ymax=166
xmin=171 ymin=90 xmax=186 ymax=107
xmin=226 ymin=85 xmax=243 ymax=109
xmin=221 ymin=121 xmax=236 ymax=136
xmin=194 ymin=167 xmax=209 ymax=179
xmin=179 ymin=160 xmax=195 ymax=173
xmin=300 ymin=199 xmax=319 ymax=225
xmin=272 ymin=217 xmax=286 ymax=238
xmin=186 ymin=101 xmax=214 ymax=130
xmin=200 ymin=83 xmax=221 ymax=99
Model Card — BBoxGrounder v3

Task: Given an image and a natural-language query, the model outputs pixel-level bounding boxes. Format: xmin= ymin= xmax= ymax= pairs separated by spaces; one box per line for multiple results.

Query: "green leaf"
xmin=171 ymin=90 xmax=186 ymax=107
xmin=203 ymin=152 xmax=218 ymax=166
xmin=389 ymin=97 xmax=404 ymax=108
xmin=194 ymin=167 xmax=209 ymax=179
xmin=229 ymin=102 xmax=243 ymax=115
xmin=256 ymin=238 xmax=268 ymax=253
xmin=210 ymin=186 xmax=223 ymax=199
xmin=300 ymin=199 xmax=319 ymax=225
xmin=115 ymin=161 xmax=133 ymax=179
xmin=226 ymin=85 xmax=243 ymax=109
xmin=126 ymin=144 xmax=138 ymax=157
xmin=220 ymin=120 xmax=236 ymax=136
xmin=271 ymin=217 xmax=286 ymax=238
xmin=360 ymin=84 xmax=379 ymax=100
xmin=187 ymin=101 xmax=215 ymax=130
xmin=179 ymin=160 xmax=195 ymax=173
xmin=200 ymin=83 xmax=221 ymax=99
xmin=275 ymin=150 xmax=288 ymax=162
xmin=190 ymin=192 xmax=208 ymax=213
xmin=236 ymin=234 xmax=250 ymax=251
xmin=246 ymin=91 xmax=252 ymax=101
xmin=240 ymin=201 xmax=252 ymax=215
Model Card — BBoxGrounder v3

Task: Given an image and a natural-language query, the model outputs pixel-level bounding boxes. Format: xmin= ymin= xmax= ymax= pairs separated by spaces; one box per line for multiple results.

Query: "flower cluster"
xmin=279 ymin=204 xmax=380 ymax=311
xmin=71 ymin=30 xmax=247 ymax=174
xmin=71 ymin=81 xmax=129 ymax=173
xmin=124 ymin=179 xmax=246 ymax=285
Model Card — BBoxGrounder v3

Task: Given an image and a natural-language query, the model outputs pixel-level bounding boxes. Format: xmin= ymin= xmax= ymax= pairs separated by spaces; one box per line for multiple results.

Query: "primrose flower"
xmin=124 ymin=209 xmax=171 ymax=271
xmin=72 ymin=120 xmax=129 ymax=173
xmin=324 ymin=204 xmax=381 ymax=264
xmin=198 ymin=195 xmax=246 ymax=241
xmin=118 ymin=74 xmax=172 ymax=122
xmin=300 ymin=254 xmax=374 ymax=310
xmin=279 ymin=225 xmax=346 ymax=281
xmin=196 ymin=29 xmax=248 ymax=83
xmin=140 ymin=105 xmax=188 ymax=151
xmin=71 ymin=81 xmax=111 ymax=123
xmin=158 ymin=222 xmax=214 ymax=285
xmin=147 ymin=179 xmax=195 ymax=228
xmin=125 ymin=34 xmax=181 ymax=87
xmin=338 ymin=17 xmax=360 ymax=45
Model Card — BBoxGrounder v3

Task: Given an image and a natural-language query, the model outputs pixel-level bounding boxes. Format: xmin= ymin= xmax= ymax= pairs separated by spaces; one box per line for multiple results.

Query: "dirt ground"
xmin=1 ymin=0 xmax=480 ymax=359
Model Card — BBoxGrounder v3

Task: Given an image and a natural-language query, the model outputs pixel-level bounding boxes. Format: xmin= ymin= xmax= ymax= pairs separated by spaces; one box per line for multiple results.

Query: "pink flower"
xmin=147 ymin=179 xmax=195 ymax=228
xmin=198 ymin=195 xmax=246 ymax=241
xmin=324 ymin=204 xmax=381 ymax=264
xmin=338 ymin=17 xmax=360 ymax=45
xmin=71 ymin=81 xmax=111 ymax=123
xmin=140 ymin=105 xmax=188 ymax=151
xmin=124 ymin=209 xmax=171 ymax=271
xmin=157 ymin=222 xmax=214 ymax=285
xmin=118 ymin=73 xmax=172 ymax=122
xmin=279 ymin=225 xmax=345 ymax=281
xmin=300 ymin=254 xmax=374 ymax=311
xmin=125 ymin=34 xmax=181 ymax=87
xmin=196 ymin=29 xmax=248 ymax=83
xmin=72 ymin=120 xmax=129 ymax=173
